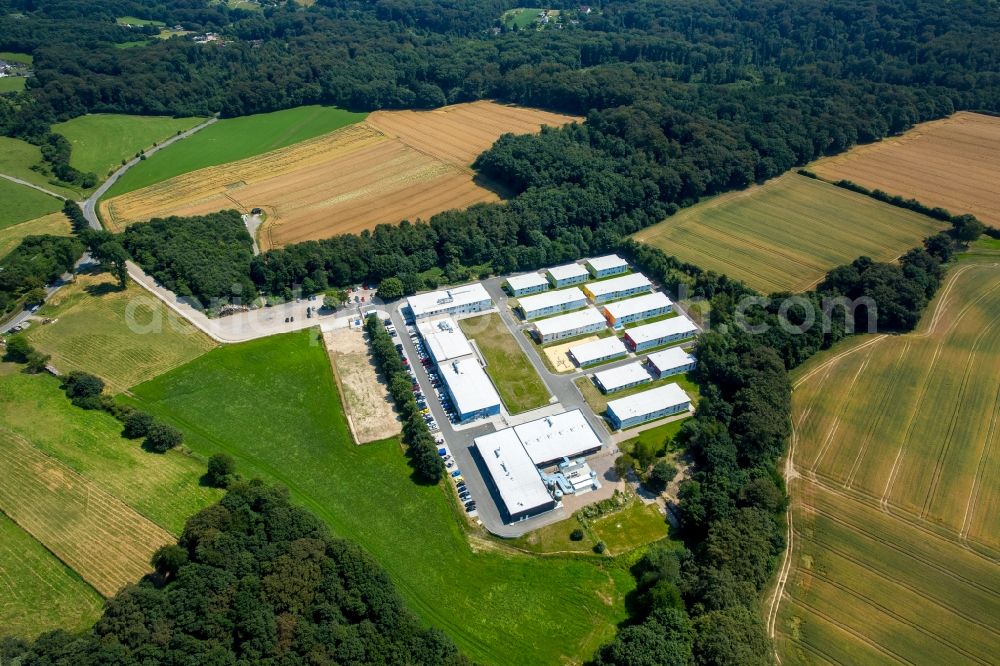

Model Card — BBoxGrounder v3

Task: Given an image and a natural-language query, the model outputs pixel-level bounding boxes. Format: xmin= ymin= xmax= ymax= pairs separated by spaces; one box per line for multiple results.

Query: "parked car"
xmin=451 ymin=470 xmax=461 ymax=478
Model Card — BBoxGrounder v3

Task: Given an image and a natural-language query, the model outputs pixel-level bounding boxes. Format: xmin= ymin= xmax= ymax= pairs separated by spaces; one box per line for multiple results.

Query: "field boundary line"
xmin=960 ymin=382 xmax=1000 ymax=544
xmin=921 ymin=310 xmax=1000 ymax=518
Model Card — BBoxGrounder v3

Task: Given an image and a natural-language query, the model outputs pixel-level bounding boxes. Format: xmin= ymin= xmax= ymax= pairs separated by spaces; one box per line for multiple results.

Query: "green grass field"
xmin=26 ymin=271 xmax=217 ymax=393
xmin=619 ymin=418 xmax=687 ymax=457
xmin=0 ymin=136 xmax=79 ymax=199
xmin=459 ymin=313 xmax=551 ymax=413
xmin=103 ymin=106 xmax=368 ymax=197
xmin=116 ymin=15 xmax=164 ymax=26
xmin=0 ymin=372 xmax=222 ymax=535
xmin=0 ymin=212 xmax=72 ymax=260
xmin=0 ymin=52 xmax=33 ymax=64
xmin=590 ymin=502 xmax=669 ymax=556
xmin=0 ymin=77 xmax=25 ymax=93
xmin=51 ymin=114 xmax=204 ymax=183
xmin=123 ymin=329 xmax=633 ymax=666
xmin=502 ymin=8 xmax=544 ymax=29
xmin=632 ymin=173 xmax=948 ymax=294
xmin=776 ymin=257 xmax=1000 ymax=664
xmin=0 ymin=512 xmax=103 ymax=640
xmin=0 ymin=178 xmax=63 ymax=229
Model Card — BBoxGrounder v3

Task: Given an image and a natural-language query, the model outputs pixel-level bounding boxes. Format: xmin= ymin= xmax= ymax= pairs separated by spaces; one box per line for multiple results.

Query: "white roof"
xmin=607 ymin=383 xmax=691 ymax=421
xmin=407 ymin=283 xmax=490 ymax=318
xmin=627 ymin=314 xmax=697 ymax=345
xmin=417 ymin=317 xmax=473 ymax=364
xmin=593 ymin=362 xmax=651 ymax=392
xmin=533 ymin=307 xmax=606 ymax=337
xmin=585 ymin=272 xmax=651 ymax=297
xmin=546 ymin=262 xmax=589 ymax=281
xmin=475 ymin=429 xmax=553 ymax=516
xmin=506 ymin=272 xmax=549 ymax=291
xmin=513 ymin=409 xmax=603 ymax=466
xmin=647 ymin=346 xmax=696 ymax=372
xmin=518 ymin=287 xmax=586 ymax=313
xmin=439 ymin=357 xmax=501 ymax=415
xmin=585 ymin=254 xmax=628 ymax=272
xmin=603 ymin=292 xmax=673 ymax=319
xmin=569 ymin=336 xmax=628 ymax=365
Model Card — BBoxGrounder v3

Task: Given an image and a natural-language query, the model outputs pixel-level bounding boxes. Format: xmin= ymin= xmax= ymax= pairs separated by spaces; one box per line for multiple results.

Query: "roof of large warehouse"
xmin=439 ymin=357 xmax=500 ymax=415
xmin=474 ymin=430 xmax=553 ymax=516
xmin=417 ymin=317 xmax=473 ymax=363
xmin=513 ymin=409 xmax=603 ymax=466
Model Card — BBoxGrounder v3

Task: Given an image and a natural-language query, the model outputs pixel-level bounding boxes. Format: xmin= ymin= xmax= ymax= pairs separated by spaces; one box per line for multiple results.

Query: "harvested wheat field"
xmin=772 ymin=257 xmax=1000 ymax=666
xmin=0 ymin=430 xmax=174 ymax=597
xmin=101 ymin=101 xmax=579 ymax=249
xmin=323 ymin=326 xmax=400 ymax=444
xmin=811 ymin=112 xmax=1000 ymax=228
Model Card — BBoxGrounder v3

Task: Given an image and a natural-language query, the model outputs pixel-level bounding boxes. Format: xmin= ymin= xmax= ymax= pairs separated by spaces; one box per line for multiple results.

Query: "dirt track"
xmin=323 ymin=327 xmax=401 ymax=444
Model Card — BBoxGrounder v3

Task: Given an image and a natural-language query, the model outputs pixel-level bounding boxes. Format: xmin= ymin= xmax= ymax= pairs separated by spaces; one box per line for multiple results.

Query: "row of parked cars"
xmin=402 ymin=324 xmax=464 ymax=427
xmin=438 ymin=447 xmax=477 ymax=514
xmin=391 ymin=320 xmax=440 ymax=432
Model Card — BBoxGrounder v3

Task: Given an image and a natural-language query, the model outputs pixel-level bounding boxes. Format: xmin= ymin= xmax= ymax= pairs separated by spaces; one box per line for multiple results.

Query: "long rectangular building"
xmin=474 ymin=429 xmax=555 ymax=521
xmin=505 ymin=272 xmax=549 ymax=297
xmin=606 ymin=383 xmax=692 ymax=430
xmin=623 ymin=313 xmax=697 ymax=350
xmin=417 ymin=317 xmax=472 ymax=365
xmin=546 ymin=262 xmax=589 ymax=288
xmin=407 ymin=283 xmax=492 ymax=320
xmin=569 ymin=336 xmax=628 ymax=367
xmin=439 ymin=357 xmax=501 ymax=423
xmin=646 ymin=347 xmax=697 ymax=378
xmin=517 ymin=287 xmax=587 ymax=320
xmin=582 ymin=273 xmax=652 ymax=303
xmin=603 ymin=292 xmax=673 ymax=327
xmin=513 ymin=409 xmax=603 ymax=467
xmin=592 ymin=362 xmax=652 ymax=393
xmin=585 ymin=254 xmax=629 ymax=278
xmin=532 ymin=308 xmax=606 ymax=343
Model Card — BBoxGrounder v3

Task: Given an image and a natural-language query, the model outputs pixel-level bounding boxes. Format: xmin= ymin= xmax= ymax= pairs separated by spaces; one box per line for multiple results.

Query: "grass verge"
xmin=459 ymin=313 xmax=550 ymax=413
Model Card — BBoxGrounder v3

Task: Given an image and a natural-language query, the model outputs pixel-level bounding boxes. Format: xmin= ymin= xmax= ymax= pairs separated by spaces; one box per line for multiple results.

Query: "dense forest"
xmin=0 ymin=482 xmax=468 ymax=665
xmin=1 ymin=0 xmax=997 ymax=662
xmin=0 ymin=234 xmax=83 ymax=315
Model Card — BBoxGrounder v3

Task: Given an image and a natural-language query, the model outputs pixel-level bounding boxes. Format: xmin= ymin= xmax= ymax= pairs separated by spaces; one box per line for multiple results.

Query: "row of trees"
xmin=364 ymin=314 xmax=446 ymax=483
xmin=1 ymin=482 xmax=469 ymax=664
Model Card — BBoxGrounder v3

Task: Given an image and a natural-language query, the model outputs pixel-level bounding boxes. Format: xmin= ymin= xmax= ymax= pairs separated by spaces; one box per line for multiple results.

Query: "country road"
xmin=0 ymin=173 xmax=68 ymax=200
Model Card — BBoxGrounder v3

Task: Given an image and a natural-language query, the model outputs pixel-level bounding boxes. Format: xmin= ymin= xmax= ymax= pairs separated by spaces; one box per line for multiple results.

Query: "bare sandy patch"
xmin=543 ymin=335 xmax=598 ymax=373
xmin=323 ymin=327 xmax=401 ymax=444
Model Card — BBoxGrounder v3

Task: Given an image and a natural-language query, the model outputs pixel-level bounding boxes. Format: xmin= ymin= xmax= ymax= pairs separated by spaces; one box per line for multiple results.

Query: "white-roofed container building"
xmin=406 ymin=283 xmax=492 ymax=320
xmin=545 ymin=262 xmax=590 ymax=288
xmin=606 ymin=383 xmax=692 ymax=430
xmin=646 ymin=347 xmax=697 ymax=378
xmin=592 ymin=362 xmax=652 ymax=394
xmin=584 ymin=254 xmax=629 ymax=278
xmin=602 ymin=292 xmax=673 ymax=327
xmin=623 ymin=313 xmax=697 ymax=351
xmin=582 ymin=273 xmax=652 ymax=303
xmin=532 ymin=308 xmax=607 ymax=343
xmin=517 ymin=287 xmax=588 ymax=320
xmin=505 ymin=272 xmax=550 ymax=297
xmin=568 ymin=336 xmax=628 ymax=367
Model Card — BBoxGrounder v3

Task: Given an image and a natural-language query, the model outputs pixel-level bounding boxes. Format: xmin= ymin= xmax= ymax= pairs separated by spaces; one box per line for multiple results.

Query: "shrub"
xmin=122 ymin=410 xmax=156 ymax=439
xmin=3 ymin=334 xmax=34 ymax=363
xmin=144 ymin=422 xmax=183 ymax=453
xmin=594 ymin=541 xmax=607 ymax=554
xmin=61 ymin=371 xmax=104 ymax=400
xmin=205 ymin=453 xmax=236 ymax=488
xmin=570 ymin=528 xmax=585 ymax=541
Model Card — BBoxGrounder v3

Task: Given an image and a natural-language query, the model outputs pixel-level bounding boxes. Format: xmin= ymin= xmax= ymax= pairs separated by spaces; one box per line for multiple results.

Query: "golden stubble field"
xmin=771 ymin=258 xmax=1000 ymax=665
xmin=811 ymin=111 xmax=1000 ymax=228
xmin=101 ymin=101 xmax=580 ymax=249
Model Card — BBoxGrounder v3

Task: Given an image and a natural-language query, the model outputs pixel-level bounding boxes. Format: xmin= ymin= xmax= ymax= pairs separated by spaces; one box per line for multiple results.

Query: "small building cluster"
xmin=592 ymin=362 xmax=651 ymax=393
xmin=602 ymin=291 xmax=672 ymax=327
xmin=646 ymin=347 xmax=697 ymax=378
xmin=546 ymin=262 xmax=590 ymax=288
